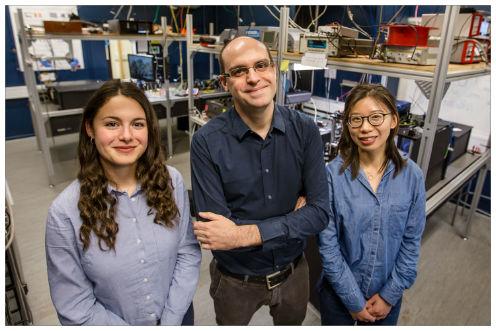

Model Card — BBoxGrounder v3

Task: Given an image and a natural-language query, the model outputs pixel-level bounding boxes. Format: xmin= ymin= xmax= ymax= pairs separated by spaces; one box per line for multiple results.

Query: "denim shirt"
xmin=318 ymin=155 xmax=426 ymax=312
xmin=46 ymin=166 xmax=201 ymax=325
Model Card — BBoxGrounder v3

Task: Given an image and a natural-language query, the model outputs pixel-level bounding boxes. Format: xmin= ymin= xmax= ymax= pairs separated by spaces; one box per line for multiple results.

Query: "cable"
xmin=153 ymin=6 xmax=160 ymax=24
xmin=112 ymin=6 xmax=124 ymax=20
xmin=249 ymin=6 xmax=256 ymax=24
xmin=310 ymin=97 xmax=318 ymax=122
xmin=126 ymin=6 xmax=133 ymax=20
xmin=386 ymin=5 xmax=406 ymax=24
xmin=346 ymin=6 xmax=372 ymax=39
xmin=422 ymin=13 xmax=439 ymax=27
xmin=307 ymin=6 xmax=328 ymax=30
xmin=370 ymin=6 xmax=383 ymax=58
xmin=169 ymin=6 xmax=183 ymax=84
xmin=266 ymin=6 xmax=307 ymax=32
xmin=169 ymin=6 xmax=180 ymax=32
xmin=294 ymin=6 xmax=302 ymax=21
xmin=308 ymin=6 xmax=314 ymax=29
xmin=457 ymin=14 xmax=472 ymax=38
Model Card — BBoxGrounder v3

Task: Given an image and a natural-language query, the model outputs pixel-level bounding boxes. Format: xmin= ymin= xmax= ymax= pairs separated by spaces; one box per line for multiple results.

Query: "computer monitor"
xmin=128 ymin=54 xmax=155 ymax=82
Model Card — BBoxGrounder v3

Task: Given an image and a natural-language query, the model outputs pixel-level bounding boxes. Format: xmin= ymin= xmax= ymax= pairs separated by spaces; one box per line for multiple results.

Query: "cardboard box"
xmin=43 ymin=20 xmax=82 ymax=34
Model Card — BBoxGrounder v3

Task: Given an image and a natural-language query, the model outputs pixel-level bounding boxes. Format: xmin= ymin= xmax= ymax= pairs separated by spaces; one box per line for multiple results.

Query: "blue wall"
xmin=5 ymin=5 xmax=489 ymax=139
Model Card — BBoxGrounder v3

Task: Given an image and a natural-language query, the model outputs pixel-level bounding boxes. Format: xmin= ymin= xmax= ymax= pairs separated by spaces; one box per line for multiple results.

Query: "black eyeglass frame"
xmin=221 ymin=60 xmax=274 ymax=78
xmin=347 ymin=112 xmax=392 ymax=128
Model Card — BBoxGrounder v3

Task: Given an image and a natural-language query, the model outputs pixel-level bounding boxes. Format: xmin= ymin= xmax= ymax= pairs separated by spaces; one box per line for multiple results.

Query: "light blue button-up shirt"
xmin=46 ymin=166 xmax=201 ymax=325
xmin=319 ymin=155 xmax=426 ymax=313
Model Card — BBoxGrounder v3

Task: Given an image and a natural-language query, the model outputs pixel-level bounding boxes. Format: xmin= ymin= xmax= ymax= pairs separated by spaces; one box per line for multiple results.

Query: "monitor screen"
xmin=128 ymin=54 xmax=155 ymax=82
xmin=307 ymin=39 xmax=327 ymax=49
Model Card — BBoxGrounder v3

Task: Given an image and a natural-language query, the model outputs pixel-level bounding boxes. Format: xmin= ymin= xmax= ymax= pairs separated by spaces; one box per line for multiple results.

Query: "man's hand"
xmin=366 ymin=294 xmax=392 ymax=320
xmin=350 ymin=307 xmax=376 ymax=323
xmin=193 ymin=212 xmax=261 ymax=250
xmin=294 ymin=196 xmax=306 ymax=211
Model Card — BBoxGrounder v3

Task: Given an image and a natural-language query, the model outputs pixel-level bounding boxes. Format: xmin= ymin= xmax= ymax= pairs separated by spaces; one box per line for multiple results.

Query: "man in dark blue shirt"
xmin=191 ymin=36 xmax=329 ymax=325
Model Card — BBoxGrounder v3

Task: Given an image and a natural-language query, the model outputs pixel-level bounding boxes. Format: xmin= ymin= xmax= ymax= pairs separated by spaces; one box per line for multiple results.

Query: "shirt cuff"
xmin=256 ymin=218 xmax=286 ymax=251
xmin=340 ymin=290 xmax=367 ymax=313
xmin=379 ymin=280 xmax=403 ymax=306
xmin=160 ymin=310 xmax=184 ymax=326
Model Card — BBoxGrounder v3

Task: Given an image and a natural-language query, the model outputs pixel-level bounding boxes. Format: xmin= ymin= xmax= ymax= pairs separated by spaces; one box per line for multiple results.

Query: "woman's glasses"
xmin=347 ymin=113 xmax=391 ymax=128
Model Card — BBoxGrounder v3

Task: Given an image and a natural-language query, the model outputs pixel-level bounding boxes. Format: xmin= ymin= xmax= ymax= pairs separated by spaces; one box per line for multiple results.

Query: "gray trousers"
xmin=209 ymin=255 xmax=310 ymax=325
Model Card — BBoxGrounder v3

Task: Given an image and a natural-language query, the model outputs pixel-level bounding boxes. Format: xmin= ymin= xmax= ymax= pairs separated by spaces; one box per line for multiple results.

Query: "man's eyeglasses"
xmin=222 ymin=60 xmax=274 ymax=78
xmin=347 ymin=112 xmax=391 ymax=128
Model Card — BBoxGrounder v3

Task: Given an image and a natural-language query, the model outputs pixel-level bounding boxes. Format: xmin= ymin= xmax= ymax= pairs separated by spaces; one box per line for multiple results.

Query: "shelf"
xmin=199 ymin=90 xmax=230 ymax=99
xmin=426 ymin=150 xmax=490 ymax=216
xmin=282 ymin=52 xmax=490 ymax=82
xmin=42 ymin=107 xmax=83 ymax=118
xmin=26 ymin=31 xmax=192 ymax=42
xmin=188 ymin=43 xmax=279 ymax=59
xmin=189 ymin=43 xmax=222 ymax=54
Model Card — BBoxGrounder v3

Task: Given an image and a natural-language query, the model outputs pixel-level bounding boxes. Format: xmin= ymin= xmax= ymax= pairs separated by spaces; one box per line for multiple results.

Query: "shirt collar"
xmin=107 ymin=183 xmax=142 ymax=197
xmin=230 ymin=104 xmax=286 ymax=140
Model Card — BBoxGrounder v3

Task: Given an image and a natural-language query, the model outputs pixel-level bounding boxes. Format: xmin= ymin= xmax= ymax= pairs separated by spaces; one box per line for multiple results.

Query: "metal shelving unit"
xmin=15 ymin=9 xmax=189 ymax=186
xmin=185 ymin=15 xmax=235 ymax=141
xmin=279 ymin=5 xmax=490 ymax=238
xmin=185 ymin=6 xmax=490 ymax=238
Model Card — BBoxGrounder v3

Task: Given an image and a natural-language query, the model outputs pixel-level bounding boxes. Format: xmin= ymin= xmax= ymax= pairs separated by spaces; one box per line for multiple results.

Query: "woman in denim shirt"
xmin=318 ymin=84 xmax=426 ymax=325
xmin=46 ymin=80 xmax=201 ymax=325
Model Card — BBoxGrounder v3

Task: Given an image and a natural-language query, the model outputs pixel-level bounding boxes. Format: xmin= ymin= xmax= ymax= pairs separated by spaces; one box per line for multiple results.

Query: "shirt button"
xmin=132 ymin=218 xmax=137 ymax=223
xmin=143 ymin=278 xmax=148 ymax=283
xmin=265 ymin=168 xmax=269 ymax=173
xmin=131 ymin=197 xmax=136 ymax=202
xmin=150 ymin=313 xmax=156 ymax=318
xmin=267 ymin=195 xmax=272 ymax=200
xmin=140 ymin=259 xmax=145 ymax=264
xmin=146 ymin=295 xmax=151 ymax=300
xmin=137 ymin=239 xmax=141 ymax=244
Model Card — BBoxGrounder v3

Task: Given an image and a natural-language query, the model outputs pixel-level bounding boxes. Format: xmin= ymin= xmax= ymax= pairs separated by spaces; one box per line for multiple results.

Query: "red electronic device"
xmin=467 ymin=12 xmax=484 ymax=37
xmin=384 ymin=24 xmax=433 ymax=47
xmin=451 ymin=39 xmax=481 ymax=64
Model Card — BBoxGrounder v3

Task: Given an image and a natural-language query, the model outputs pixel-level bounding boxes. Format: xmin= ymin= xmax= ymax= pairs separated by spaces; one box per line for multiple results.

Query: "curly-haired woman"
xmin=46 ymin=80 xmax=201 ymax=325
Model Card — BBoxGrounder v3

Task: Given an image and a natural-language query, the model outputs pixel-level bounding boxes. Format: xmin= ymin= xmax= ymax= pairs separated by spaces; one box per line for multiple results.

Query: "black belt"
xmin=217 ymin=255 xmax=302 ymax=290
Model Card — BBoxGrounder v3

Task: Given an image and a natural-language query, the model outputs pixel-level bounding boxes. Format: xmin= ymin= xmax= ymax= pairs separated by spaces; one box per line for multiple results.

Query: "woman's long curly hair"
xmin=77 ymin=79 xmax=178 ymax=251
xmin=338 ymin=83 xmax=406 ymax=179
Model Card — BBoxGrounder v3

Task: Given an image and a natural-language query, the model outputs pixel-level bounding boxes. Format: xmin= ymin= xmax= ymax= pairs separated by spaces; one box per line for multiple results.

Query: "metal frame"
xmin=185 ymin=15 xmax=231 ymax=142
xmin=417 ymin=5 xmax=458 ymax=175
xmin=15 ymin=8 xmax=187 ymax=185
xmin=186 ymin=14 xmax=196 ymax=142
xmin=16 ymin=8 xmax=55 ymax=184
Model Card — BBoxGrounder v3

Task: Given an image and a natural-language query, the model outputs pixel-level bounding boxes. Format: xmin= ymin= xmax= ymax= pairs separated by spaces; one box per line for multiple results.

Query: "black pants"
xmin=181 ymin=303 xmax=194 ymax=325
